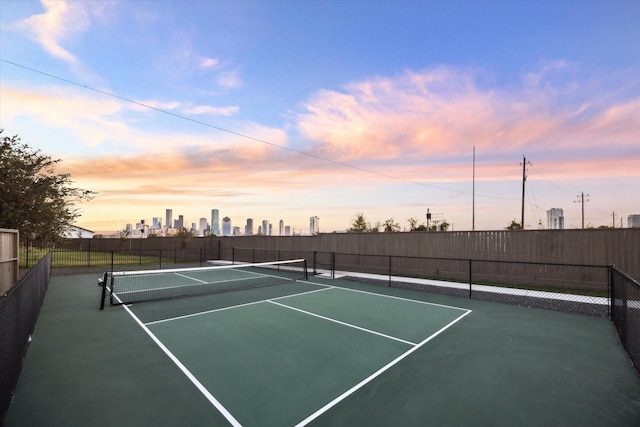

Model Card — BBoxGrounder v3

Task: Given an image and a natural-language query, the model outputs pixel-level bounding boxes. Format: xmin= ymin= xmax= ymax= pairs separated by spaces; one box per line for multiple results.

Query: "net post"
xmin=109 ymin=274 xmax=114 ymax=307
xmin=388 ymin=256 xmax=392 ymax=287
xmin=303 ymin=259 xmax=308 ymax=280
xmin=99 ymin=272 xmax=107 ymax=310
xmin=232 ymin=247 xmax=236 ymax=265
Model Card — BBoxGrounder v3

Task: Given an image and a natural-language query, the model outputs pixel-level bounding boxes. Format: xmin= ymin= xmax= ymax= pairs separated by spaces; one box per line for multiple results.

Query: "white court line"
xmin=130 ymin=281 xmax=472 ymax=426
xmin=268 ymin=300 xmax=417 ymax=346
xmin=295 ymin=308 xmax=473 ymax=427
xmin=174 ymin=272 xmax=208 ymax=283
xmin=144 ymin=285 xmax=332 ymax=326
xmin=110 ymin=289 xmax=242 ymax=427
xmin=117 ymin=276 xmax=275 ymax=296
xmin=313 ymin=280 xmax=470 ymax=312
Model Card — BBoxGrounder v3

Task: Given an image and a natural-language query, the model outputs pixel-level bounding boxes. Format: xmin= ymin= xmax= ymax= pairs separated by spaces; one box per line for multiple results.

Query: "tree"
xmin=383 ymin=218 xmax=401 ymax=232
xmin=0 ymin=131 xmax=95 ymax=242
xmin=349 ymin=213 xmax=370 ymax=232
xmin=506 ymin=219 xmax=522 ymax=230
xmin=408 ymin=217 xmax=428 ymax=231
xmin=175 ymin=227 xmax=195 ymax=238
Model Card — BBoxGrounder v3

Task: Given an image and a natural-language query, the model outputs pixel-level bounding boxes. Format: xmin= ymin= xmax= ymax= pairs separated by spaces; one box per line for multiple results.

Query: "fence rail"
xmin=1 ymin=252 xmax=51 ymax=422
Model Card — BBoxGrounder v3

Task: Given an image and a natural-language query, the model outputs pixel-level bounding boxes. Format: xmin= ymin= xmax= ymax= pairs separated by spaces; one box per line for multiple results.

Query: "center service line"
xmin=268 ymin=299 xmax=417 ymax=346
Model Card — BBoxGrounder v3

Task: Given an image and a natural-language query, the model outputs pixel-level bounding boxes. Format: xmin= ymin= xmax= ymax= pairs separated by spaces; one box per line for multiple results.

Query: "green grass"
xmin=19 ymin=249 xmax=200 ymax=270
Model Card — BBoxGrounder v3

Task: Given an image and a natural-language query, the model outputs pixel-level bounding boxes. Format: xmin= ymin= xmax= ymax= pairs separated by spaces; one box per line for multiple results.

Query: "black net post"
xmin=109 ymin=275 xmax=114 ymax=307
xmin=99 ymin=272 xmax=107 ymax=310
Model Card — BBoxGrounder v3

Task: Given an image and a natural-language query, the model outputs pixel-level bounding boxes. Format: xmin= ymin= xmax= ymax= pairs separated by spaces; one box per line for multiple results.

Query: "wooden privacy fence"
xmin=0 ymin=230 xmax=19 ymax=295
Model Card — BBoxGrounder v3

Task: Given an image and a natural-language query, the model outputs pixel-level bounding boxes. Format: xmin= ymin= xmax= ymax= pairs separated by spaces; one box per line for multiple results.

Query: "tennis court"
xmin=5 ymin=261 xmax=640 ymax=426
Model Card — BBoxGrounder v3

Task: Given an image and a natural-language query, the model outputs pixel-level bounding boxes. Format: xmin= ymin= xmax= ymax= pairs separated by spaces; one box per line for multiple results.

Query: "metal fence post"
xmin=388 ymin=256 xmax=392 ymax=287
xmin=469 ymin=259 xmax=473 ymax=298
xmin=313 ymin=251 xmax=317 ymax=276
xmin=331 ymin=252 xmax=336 ymax=279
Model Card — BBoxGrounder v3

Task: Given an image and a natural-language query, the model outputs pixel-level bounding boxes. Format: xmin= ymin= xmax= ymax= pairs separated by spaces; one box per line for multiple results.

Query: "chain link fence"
xmin=611 ymin=268 xmax=640 ymax=373
xmin=1 ymin=252 xmax=51 ymax=422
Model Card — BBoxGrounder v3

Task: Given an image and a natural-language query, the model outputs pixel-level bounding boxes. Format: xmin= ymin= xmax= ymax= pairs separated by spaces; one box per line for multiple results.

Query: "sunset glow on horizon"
xmin=1 ymin=1 xmax=638 ymax=234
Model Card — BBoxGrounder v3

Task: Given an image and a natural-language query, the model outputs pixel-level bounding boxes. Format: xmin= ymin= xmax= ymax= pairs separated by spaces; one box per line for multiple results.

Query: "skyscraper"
xmin=547 ymin=208 xmax=564 ymax=229
xmin=198 ymin=218 xmax=208 ymax=236
xmin=211 ymin=209 xmax=220 ymax=235
xmin=166 ymin=209 xmax=173 ymax=229
xmin=310 ymin=216 xmax=319 ymax=235
xmin=245 ymin=218 xmax=254 ymax=236
xmin=262 ymin=220 xmax=270 ymax=236
xmin=222 ymin=216 xmax=232 ymax=236
xmin=279 ymin=219 xmax=284 ymax=236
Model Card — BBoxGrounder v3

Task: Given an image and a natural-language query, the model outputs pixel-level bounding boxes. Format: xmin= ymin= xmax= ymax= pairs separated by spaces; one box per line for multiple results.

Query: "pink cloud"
xmin=295 ymin=67 xmax=640 ymax=164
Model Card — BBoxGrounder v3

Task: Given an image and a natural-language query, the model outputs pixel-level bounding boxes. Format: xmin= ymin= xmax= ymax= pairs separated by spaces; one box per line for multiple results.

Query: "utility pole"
xmin=520 ymin=156 xmax=531 ymax=229
xmin=612 ymin=212 xmax=616 ymax=228
xmin=574 ymin=192 xmax=590 ymax=229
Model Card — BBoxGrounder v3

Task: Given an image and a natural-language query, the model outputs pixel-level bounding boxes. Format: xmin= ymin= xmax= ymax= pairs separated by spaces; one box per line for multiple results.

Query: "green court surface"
xmin=4 ymin=271 xmax=640 ymax=426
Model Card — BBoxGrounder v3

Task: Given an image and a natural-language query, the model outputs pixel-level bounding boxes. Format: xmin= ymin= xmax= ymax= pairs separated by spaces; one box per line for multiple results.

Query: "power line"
xmin=1 ymin=58 xmax=517 ymax=202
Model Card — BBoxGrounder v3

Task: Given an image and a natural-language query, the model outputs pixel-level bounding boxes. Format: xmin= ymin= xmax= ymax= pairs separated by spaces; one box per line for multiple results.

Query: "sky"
xmin=1 ymin=0 xmax=639 ymax=234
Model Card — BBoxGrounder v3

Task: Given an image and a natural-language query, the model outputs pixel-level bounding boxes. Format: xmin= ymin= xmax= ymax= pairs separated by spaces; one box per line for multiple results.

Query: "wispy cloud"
xmin=200 ymin=57 xmax=220 ymax=69
xmin=296 ymin=66 xmax=640 ymax=167
xmin=216 ymin=69 xmax=243 ymax=89
xmin=183 ymin=105 xmax=240 ymax=117
xmin=16 ymin=0 xmax=88 ymax=64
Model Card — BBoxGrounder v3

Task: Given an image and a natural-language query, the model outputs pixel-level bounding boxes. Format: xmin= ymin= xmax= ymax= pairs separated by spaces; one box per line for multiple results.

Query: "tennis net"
xmin=99 ymin=259 xmax=308 ymax=308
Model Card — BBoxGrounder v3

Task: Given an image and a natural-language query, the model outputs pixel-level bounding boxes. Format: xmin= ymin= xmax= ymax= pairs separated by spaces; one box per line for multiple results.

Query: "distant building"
xmin=547 ymin=208 xmax=564 ymax=230
xmin=211 ymin=209 xmax=220 ymax=235
xmin=285 ymin=225 xmax=291 ymax=236
xmin=63 ymin=225 xmax=94 ymax=239
xmin=233 ymin=226 xmax=241 ymax=236
xmin=173 ymin=215 xmax=184 ymax=230
xmin=245 ymin=218 xmax=254 ymax=236
xmin=262 ymin=220 xmax=270 ymax=236
xmin=222 ymin=217 xmax=232 ymax=236
xmin=166 ymin=209 xmax=173 ymax=229
xmin=310 ymin=216 xmax=320 ymax=235
xmin=629 ymin=215 xmax=640 ymax=228
xmin=279 ymin=219 xmax=284 ymax=236
xmin=198 ymin=218 xmax=208 ymax=236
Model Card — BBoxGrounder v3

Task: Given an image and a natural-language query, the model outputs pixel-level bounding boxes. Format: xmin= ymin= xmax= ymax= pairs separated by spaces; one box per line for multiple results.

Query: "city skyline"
xmin=122 ymin=207 xmax=316 ymax=237
xmin=1 ymin=1 xmax=638 ymax=233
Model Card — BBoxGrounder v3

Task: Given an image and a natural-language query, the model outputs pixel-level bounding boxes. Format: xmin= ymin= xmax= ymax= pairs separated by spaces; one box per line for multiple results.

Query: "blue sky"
xmin=1 ymin=0 xmax=639 ymax=234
